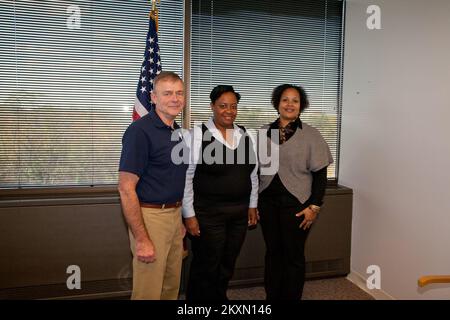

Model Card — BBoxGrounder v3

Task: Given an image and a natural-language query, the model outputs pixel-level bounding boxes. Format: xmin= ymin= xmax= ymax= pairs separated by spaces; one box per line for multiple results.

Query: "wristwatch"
xmin=309 ymin=205 xmax=321 ymax=214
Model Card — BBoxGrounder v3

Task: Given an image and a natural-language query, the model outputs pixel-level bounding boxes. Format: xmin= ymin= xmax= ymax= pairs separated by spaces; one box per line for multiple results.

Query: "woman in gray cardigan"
xmin=258 ymin=84 xmax=333 ymax=300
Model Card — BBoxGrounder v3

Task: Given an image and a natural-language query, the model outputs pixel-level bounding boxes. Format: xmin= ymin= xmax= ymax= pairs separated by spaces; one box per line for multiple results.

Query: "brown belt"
xmin=140 ymin=201 xmax=182 ymax=209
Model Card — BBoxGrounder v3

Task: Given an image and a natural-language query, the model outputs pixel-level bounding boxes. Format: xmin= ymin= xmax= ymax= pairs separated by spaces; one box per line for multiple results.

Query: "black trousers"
xmin=258 ymin=192 xmax=310 ymax=300
xmin=186 ymin=203 xmax=248 ymax=301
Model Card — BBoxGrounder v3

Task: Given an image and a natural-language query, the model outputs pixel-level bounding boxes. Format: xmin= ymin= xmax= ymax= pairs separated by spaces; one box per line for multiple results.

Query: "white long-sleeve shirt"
xmin=182 ymin=118 xmax=258 ymax=218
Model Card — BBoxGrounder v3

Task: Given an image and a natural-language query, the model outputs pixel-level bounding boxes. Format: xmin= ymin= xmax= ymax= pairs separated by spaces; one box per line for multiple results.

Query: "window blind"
xmin=0 ymin=0 xmax=344 ymax=188
xmin=0 ymin=0 xmax=184 ymax=188
xmin=190 ymin=0 xmax=344 ymax=179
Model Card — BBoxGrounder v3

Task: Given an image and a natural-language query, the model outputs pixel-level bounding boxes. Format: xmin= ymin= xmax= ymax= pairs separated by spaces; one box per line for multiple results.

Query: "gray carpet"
xmin=224 ymin=277 xmax=374 ymax=300
xmin=110 ymin=276 xmax=374 ymax=300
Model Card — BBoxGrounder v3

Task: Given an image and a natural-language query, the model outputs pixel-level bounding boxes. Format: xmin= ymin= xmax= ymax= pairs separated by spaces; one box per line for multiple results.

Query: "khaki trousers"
xmin=129 ymin=206 xmax=183 ymax=300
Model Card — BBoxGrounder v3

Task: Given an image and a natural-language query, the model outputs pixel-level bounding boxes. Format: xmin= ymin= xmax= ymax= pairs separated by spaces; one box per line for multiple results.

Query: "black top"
xmin=193 ymin=124 xmax=256 ymax=206
xmin=267 ymin=117 xmax=302 ymax=143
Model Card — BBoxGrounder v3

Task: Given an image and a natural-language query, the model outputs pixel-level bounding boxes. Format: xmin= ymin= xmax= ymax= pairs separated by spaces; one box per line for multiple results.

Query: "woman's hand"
xmin=248 ymin=208 xmax=259 ymax=226
xmin=184 ymin=216 xmax=200 ymax=236
xmin=296 ymin=207 xmax=318 ymax=230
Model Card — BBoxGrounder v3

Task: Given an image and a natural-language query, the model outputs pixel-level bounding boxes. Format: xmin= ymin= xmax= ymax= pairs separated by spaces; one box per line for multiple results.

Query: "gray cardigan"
xmin=259 ymin=122 xmax=333 ymax=204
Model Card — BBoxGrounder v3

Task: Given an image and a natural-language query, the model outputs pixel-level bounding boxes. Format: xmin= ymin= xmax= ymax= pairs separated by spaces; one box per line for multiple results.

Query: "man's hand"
xmin=136 ymin=238 xmax=156 ymax=263
xmin=248 ymin=208 xmax=258 ymax=226
xmin=185 ymin=216 xmax=200 ymax=236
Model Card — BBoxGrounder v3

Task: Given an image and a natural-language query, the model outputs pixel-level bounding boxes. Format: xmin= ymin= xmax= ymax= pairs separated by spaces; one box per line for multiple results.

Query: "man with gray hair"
xmin=118 ymin=71 xmax=188 ymax=300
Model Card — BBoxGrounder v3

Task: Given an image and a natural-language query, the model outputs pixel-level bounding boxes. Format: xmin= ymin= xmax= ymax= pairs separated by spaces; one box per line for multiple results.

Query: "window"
xmin=0 ymin=0 xmax=184 ymax=188
xmin=190 ymin=0 xmax=344 ymax=180
xmin=0 ymin=0 xmax=344 ymax=189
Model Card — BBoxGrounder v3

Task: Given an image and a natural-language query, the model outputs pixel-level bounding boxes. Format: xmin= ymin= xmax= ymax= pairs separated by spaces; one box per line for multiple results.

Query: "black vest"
xmin=193 ymin=124 xmax=256 ymax=206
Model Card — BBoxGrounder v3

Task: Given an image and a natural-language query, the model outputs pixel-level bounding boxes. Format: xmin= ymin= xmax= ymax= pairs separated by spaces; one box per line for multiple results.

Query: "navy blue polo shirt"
xmin=119 ymin=110 xmax=188 ymax=204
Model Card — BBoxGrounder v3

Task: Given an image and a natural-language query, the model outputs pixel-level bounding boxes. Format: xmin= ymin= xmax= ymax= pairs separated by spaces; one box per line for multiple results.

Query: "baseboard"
xmin=229 ymin=277 xmax=264 ymax=288
xmin=346 ymin=270 xmax=395 ymax=300
xmin=43 ymin=290 xmax=131 ymax=300
xmin=0 ymin=278 xmax=133 ymax=300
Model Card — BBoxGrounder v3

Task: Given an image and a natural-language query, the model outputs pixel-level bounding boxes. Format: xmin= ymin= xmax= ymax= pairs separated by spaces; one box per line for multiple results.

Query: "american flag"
xmin=133 ymin=10 xmax=162 ymax=121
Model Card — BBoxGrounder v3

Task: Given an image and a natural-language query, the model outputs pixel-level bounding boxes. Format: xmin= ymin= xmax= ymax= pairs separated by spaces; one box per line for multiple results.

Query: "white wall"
xmin=340 ymin=0 xmax=450 ymax=299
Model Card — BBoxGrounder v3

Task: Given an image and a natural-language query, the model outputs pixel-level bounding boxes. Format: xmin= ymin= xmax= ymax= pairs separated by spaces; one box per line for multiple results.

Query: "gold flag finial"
xmin=150 ymin=0 xmax=160 ymax=13
xmin=149 ymin=0 xmax=160 ymax=30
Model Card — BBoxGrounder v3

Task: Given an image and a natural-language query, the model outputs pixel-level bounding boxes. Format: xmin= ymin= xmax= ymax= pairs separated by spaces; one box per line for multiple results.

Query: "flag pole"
xmin=150 ymin=0 xmax=160 ymax=30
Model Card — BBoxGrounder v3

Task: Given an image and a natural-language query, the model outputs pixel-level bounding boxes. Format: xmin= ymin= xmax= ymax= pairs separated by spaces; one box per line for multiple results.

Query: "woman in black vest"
xmin=258 ymin=84 xmax=333 ymax=300
xmin=182 ymin=85 xmax=258 ymax=301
